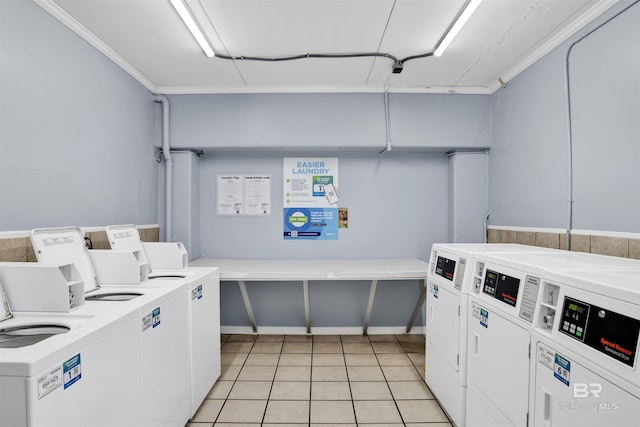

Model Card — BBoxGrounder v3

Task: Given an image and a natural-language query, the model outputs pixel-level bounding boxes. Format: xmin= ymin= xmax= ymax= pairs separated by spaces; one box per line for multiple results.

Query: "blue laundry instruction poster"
xmin=283 ymin=158 xmax=339 ymax=240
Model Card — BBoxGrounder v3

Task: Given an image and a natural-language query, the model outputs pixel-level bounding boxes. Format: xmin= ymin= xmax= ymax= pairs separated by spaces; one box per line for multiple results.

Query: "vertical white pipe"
xmin=153 ymin=95 xmax=172 ymax=242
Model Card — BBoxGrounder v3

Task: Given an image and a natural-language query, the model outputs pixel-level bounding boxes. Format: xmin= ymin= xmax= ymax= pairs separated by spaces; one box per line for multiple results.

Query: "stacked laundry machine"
xmin=105 ymin=224 xmax=221 ymax=417
xmin=464 ymin=250 xmax=640 ymax=427
xmin=425 ymin=243 xmax=557 ymax=427
xmin=528 ymin=268 xmax=640 ymax=426
xmin=426 ymin=243 xmax=640 ymax=427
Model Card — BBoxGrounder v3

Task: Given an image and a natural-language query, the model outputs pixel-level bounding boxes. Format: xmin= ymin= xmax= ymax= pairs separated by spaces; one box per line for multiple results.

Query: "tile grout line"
xmin=308 ymin=335 xmax=313 ymax=426
xmin=376 ymin=335 xmax=408 ymax=426
xmin=261 ymin=336 xmax=284 ymax=426
xmin=341 ymin=334 xmax=359 ymax=426
xmin=215 ymin=334 xmax=259 ymax=425
xmin=210 ymin=334 xmax=439 ymax=427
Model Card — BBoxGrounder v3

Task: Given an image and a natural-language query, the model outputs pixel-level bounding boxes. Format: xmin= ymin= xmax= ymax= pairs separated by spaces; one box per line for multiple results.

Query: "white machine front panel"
xmin=188 ymin=272 xmax=221 ymax=415
xmin=426 ymin=342 xmax=466 ymax=427
xmin=141 ymin=288 xmax=190 ymax=426
xmin=22 ymin=319 xmax=142 ymax=427
xmin=427 ymin=282 xmax=462 ymax=375
xmin=467 ymin=301 xmax=531 ymax=427
xmin=533 ymin=341 xmax=640 ymax=427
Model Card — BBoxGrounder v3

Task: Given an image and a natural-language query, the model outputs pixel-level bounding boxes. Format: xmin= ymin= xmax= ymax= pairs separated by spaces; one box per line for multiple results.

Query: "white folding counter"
xmin=189 ymin=258 xmax=429 ymax=334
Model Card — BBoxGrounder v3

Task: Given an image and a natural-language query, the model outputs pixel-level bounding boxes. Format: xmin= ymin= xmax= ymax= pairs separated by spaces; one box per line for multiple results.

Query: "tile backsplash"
xmin=0 ymin=226 xmax=160 ymax=263
xmin=488 ymin=226 xmax=640 ymax=260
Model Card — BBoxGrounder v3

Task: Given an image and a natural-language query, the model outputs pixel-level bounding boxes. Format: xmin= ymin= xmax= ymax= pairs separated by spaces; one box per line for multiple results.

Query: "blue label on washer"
xmin=433 ymin=284 xmax=439 ymax=299
xmin=480 ymin=308 xmax=489 ymax=328
xmin=63 ymin=354 xmax=81 ymax=389
xmin=191 ymin=284 xmax=203 ymax=300
xmin=553 ymin=353 xmax=571 ymax=386
xmin=152 ymin=307 xmax=161 ymax=328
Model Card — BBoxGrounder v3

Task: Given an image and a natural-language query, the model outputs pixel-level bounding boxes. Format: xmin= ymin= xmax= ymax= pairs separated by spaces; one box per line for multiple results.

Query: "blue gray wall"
xmin=489 ymin=0 xmax=640 ymax=232
xmin=4 ymin=0 xmax=638 ymax=329
xmin=0 ymin=0 xmax=158 ymax=231
xmin=167 ymin=93 xmax=490 ymax=152
xmin=166 ymin=93 xmax=490 ymax=328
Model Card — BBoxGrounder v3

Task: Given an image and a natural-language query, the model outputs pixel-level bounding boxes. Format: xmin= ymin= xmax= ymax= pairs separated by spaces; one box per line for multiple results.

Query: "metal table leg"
xmin=363 ymin=280 xmax=378 ymax=335
xmin=303 ymin=280 xmax=311 ymax=334
xmin=406 ymin=279 xmax=426 ymax=333
xmin=237 ymin=280 xmax=257 ymax=333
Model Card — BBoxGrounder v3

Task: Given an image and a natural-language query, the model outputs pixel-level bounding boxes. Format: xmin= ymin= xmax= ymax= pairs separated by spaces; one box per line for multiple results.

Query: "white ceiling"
xmin=35 ymin=0 xmax=618 ymax=94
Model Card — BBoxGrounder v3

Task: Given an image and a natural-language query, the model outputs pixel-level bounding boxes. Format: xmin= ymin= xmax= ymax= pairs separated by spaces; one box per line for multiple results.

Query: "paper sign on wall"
xmin=217 ymin=174 xmax=271 ymax=215
xmin=283 ymin=158 xmax=338 ymax=240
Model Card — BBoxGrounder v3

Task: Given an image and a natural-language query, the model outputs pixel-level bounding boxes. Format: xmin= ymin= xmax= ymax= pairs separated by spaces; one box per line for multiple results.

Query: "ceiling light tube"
xmin=434 ymin=0 xmax=483 ymax=57
xmin=169 ymin=0 xmax=215 ymax=57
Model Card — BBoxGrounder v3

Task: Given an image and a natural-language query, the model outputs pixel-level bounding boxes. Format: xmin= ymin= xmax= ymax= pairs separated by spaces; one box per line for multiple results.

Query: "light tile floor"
xmin=187 ymin=334 xmax=451 ymax=427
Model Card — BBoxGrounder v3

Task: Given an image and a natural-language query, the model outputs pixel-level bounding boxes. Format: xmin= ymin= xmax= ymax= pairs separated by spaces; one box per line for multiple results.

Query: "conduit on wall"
xmin=380 ymin=91 xmax=392 ymax=154
xmin=563 ymin=0 xmax=639 ymax=250
xmin=153 ymin=94 xmax=173 ymax=242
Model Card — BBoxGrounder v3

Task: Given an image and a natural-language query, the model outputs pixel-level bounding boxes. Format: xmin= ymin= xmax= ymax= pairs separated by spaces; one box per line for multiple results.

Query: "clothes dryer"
xmin=529 ymin=269 xmax=640 ymax=427
xmin=105 ymin=225 xmax=221 ymax=416
xmin=30 ymin=227 xmax=191 ymax=427
xmin=426 ymin=243 xmax=558 ymax=427
xmin=0 ymin=276 xmax=143 ymax=427
xmin=465 ymin=251 xmax=640 ymax=427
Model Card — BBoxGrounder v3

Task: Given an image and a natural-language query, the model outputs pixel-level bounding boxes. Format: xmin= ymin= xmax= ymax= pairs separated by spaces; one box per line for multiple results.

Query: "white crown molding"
xmin=155 ymin=85 xmax=492 ymax=95
xmin=34 ymin=0 xmax=159 ymax=93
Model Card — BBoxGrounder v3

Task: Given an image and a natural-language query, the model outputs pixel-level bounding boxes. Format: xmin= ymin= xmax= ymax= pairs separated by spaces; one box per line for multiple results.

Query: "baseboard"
xmin=221 ymin=325 xmax=426 ymax=335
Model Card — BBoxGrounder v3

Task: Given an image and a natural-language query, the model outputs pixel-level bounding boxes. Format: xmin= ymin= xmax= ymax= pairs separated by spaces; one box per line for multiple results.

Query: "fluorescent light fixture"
xmin=169 ymin=0 xmax=215 ymax=57
xmin=434 ymin=0 xmax=483 ymax=57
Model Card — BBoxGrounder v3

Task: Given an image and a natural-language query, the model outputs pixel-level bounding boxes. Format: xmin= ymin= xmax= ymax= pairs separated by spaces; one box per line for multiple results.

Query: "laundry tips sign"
xmin=283 ymin=158 xmax=339 ymax=240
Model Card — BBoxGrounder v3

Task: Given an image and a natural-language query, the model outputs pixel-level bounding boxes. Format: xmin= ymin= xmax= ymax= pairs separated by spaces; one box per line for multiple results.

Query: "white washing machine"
xmin=529 ymin=268 xmax=640 ymax=427
xmin=105 ymin=225 xmax=221 ymax=417
xmin=30 ymin=227 xmax=191 ymax=427
xmin=0 ymin=272 xmax=143 ymax=427
xmin=465 ymin=251 xmax=640 ymax=427
xmin=146 ymin=267 xmax=220 ymax=417
xmin=426 ymin=243 xmax=558 ymax=427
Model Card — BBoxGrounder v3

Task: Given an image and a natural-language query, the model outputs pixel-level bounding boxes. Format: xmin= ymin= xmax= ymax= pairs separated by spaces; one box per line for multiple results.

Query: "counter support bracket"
xmin=363 ymin=280 xmax=378 ymax=335
xmin=237 ymin=280 xmax=258 ymax=333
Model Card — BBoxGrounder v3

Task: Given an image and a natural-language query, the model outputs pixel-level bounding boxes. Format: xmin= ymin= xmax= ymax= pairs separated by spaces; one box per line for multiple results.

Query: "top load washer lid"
xmin=106 ymin=224 xmax=151 ymax=270
xmin=31 ymin=227 xmax=100 ymax=293
xmin=0 ymin=280 xmax=12 ymax=322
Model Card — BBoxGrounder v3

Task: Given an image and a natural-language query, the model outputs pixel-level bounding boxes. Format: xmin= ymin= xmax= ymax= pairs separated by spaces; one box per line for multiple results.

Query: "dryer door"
xmin=466 ymin=301 xmax=531 ymax=427
xmin=427 ymin=282 xmax=461 ymax=373
xmin=533 ymin=341 xmax=640 ymax=427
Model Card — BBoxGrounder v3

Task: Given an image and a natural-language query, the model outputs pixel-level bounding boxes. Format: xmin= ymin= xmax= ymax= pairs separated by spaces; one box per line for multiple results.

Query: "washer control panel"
xmin=560 ymin=296 xmax=640 ymax=368
xmin=483 ymin=269 xmax=520 ymax=307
